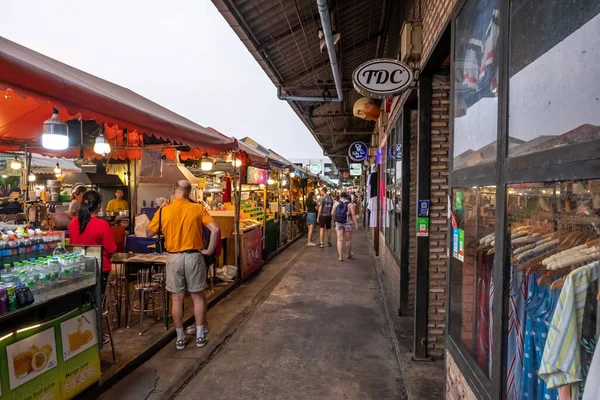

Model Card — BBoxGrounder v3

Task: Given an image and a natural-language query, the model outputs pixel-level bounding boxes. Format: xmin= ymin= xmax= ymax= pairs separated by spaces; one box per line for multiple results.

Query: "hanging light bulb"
xmin=53 ymin=163 xmax=62 ymax=175
xmin=1 ymin=174 xmax=7 ymax=179
xmin=290 ymin=172 xmax=295 ymax=178
xmin=267 ymin=178 xmax=275 ymax=185
xmin=28 ymin=173 xmax=36 ymax=182
xmin=200 ymin=153 xmax=213 ymax=171
xmin=10 ymin=156 xmax=21 ymax=170
xmin=234 ymin=158 xmax=242 ymax=167
xmin=93 ymin=127 xmax=111 ymax=156
xmin=41 ymin=108 xmax=69 ymax=150
xmin=259 ymin=183 xmax=265 ymax=189
xmin=282 ymin=179 xmax=288 ymax=186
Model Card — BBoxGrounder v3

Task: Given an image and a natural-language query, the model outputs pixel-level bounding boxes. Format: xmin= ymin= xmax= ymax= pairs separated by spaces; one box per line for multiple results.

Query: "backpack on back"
xmin=334 ymin=201 xmax=349 ymax=223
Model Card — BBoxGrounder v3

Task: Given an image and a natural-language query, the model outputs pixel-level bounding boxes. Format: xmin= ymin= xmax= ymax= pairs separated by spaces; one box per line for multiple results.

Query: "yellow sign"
xmin=198 ymin=177 xmax=207 ymax=189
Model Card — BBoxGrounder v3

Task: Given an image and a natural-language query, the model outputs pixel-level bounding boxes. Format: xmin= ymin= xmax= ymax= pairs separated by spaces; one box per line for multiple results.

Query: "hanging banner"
xmin=352 ymin=58 xmax=414 ymax=99
xmin=348 ymin=142 xmax=369 ymax=162
xmin=246 ymin=167 xmax=268 ymax=185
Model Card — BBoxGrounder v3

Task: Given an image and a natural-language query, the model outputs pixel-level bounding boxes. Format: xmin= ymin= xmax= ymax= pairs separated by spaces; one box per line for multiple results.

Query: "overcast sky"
xmin=0 ymin=0 xmax=324 ymax=159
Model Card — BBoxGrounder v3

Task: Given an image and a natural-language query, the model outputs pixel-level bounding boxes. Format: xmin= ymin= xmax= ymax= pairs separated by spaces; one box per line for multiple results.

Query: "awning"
xmin=0 ymin=36 xmax=237 ymax=154
xmin=239 ymin=137 xmax=289 ymax=169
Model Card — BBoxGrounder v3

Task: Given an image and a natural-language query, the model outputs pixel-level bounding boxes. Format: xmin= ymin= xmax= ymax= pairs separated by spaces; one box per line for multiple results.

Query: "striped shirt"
xmin=539 ymin=261 xmax=600 ymax=397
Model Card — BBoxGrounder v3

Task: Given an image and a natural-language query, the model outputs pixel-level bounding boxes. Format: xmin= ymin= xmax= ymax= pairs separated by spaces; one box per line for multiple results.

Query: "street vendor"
xmin=67 ymin=184 xmax=86 ymax=220
xmin=106 ymin=189 xmax=128 ymax=212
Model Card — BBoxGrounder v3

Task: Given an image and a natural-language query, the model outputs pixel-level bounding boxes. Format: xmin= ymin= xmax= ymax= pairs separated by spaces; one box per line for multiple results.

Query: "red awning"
xmin=0 ymin=37 xmax=237 ymax=153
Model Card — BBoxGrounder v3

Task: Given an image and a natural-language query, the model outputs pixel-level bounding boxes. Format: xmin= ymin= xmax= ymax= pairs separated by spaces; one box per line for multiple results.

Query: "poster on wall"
xmin=60 ymin=309 xmax=98 ymax=362
xmin=6 ymin=327 xmax=58 ymax=391
xmin=241 ymin=228 xmax=262 ymax=278
xmin=246 ymin=167 xmax=268 ymax=185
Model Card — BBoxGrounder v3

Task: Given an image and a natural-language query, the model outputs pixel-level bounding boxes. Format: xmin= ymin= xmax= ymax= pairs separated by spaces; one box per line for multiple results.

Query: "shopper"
xmin=317 ymin=187 xmax=334 ymax=248
xmin=106 ymin=188 xmax=128 ymax=212
xmin=67 ymin=184 xmax=86 ymax=220
xmin=146 ymin=180 xmax=219 ymax=350
xmin=306 ymin=192 xmax=317 ymax=246
xmin=332 ymin=192 xmax=358 ymax=261
xmin=68 ymin=190 xmax=117 ymax=294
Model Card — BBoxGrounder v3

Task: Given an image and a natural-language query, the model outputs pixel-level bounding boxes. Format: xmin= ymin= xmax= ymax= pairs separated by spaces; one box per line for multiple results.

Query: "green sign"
xmin=0 ymin=305 xmax=100 ymax=400
xmin=455 ymin=191 xmax=463 ymax=211
xmin=416 ymin=217 xmax=429 ymax=237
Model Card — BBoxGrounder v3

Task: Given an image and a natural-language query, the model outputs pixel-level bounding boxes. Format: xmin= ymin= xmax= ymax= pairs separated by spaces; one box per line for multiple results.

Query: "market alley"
xmin=101 ymin=228 xmax=405 ymax=400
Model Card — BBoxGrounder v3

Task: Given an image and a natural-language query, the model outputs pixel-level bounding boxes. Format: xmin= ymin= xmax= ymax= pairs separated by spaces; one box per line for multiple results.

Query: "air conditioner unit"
xmin=400 ymin=21 xmax=423 ymax=63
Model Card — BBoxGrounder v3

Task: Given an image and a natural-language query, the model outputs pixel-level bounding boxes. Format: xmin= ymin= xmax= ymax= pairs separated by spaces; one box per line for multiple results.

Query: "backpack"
xmin=334 ymin=201 xmax=349 ymax=223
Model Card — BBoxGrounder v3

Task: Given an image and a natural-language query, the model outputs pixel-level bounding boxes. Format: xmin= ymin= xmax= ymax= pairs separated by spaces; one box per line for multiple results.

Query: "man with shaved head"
xmin=147 ymin=180 xmax=220 ymax=350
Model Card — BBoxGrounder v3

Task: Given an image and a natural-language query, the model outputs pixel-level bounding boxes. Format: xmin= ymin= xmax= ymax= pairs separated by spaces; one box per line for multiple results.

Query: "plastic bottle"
xmin=23 ymin=235 xmax=32 ymax=258
xmin=0 ymin=237 xmax=6 ymax=261
xmin=15 ymin=235 xmax=25 ymax=261
xmin=7 ymin=236 xmax=17 ymax=266
xmin=48 ymin=260 xmax=60 ymax=282
xmin=37 ymin=259 xmax=50 ymax=286
xmin=53 ymin=242 xmax=67 ymax=257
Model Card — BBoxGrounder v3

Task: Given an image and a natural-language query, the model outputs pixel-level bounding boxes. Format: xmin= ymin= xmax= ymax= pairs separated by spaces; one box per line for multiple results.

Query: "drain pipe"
xmin=277 ymin=0 xmax=344 ymax=103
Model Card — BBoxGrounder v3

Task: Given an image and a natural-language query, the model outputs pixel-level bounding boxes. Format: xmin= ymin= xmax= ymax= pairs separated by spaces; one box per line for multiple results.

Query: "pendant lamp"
xmin=42 ymin=108 xmax=69 ymax=150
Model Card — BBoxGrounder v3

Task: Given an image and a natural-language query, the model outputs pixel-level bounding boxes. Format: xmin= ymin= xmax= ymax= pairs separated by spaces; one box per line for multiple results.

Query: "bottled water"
xmin=53 ymin=242 xmax=67 ymax=256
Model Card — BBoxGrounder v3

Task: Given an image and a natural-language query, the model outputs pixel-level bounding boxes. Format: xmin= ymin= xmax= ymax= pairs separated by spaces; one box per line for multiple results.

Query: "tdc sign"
xmin=353 ymin=58 xmax=414 ymax=99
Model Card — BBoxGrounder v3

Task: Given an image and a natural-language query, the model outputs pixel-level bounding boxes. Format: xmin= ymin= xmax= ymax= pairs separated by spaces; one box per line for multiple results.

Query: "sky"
xmin=0 ymin=0 xmax=324 ymax=159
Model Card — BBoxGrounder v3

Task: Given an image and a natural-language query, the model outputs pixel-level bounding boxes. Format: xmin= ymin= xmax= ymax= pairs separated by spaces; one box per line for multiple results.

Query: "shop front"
xmin=447 ymin=1 xmax=600 ymax=399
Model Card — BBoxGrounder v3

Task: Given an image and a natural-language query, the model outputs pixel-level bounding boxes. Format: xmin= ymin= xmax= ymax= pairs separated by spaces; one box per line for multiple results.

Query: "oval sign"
xmin=348 ymin=142 xmax=368 ymax=162
xmin=309 ymin=162 xmax=322 ymax=174
xmin=352 ymin=59 xmax=414 ymax=99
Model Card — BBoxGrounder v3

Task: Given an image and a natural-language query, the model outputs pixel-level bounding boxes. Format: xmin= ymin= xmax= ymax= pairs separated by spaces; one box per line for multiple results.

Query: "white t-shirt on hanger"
xmin=367 ymin=197 xmax=394 ymax=228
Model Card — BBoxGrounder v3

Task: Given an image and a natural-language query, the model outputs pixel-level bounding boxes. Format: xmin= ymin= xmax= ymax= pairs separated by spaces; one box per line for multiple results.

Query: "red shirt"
xmin=69 ymin=216 xmax=116 ymax=272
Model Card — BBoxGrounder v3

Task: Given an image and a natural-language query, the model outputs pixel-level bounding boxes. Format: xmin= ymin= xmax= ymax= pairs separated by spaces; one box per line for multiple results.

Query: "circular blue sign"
xmin=388 ymin=143 xmax=402 ymax=160
xmin=348 ymin=142 xmax=368 ymax=162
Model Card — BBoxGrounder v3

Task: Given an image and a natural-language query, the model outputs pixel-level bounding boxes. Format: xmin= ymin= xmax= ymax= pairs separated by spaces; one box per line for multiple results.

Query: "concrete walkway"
xmin=101 ymin=228 xmax=405 ymax=400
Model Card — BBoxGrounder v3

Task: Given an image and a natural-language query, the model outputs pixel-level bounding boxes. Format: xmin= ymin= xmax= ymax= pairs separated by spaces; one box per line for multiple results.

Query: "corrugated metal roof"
xmin=212 ymin=0 xmax=389 ymax=172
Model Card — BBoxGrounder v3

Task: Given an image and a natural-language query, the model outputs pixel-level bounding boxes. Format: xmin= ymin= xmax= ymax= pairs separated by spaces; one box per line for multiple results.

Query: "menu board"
xmin=246 ymin=167 xmax=268 ymax=185
xmin=0 ymin=306 xmax=100 ymax=400
xmin=241 ymin=227 xmax=263 ymax=278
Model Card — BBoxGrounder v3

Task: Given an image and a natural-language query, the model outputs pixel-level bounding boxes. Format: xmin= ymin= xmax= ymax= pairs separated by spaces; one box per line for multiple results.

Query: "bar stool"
xmin=127 ymin=266 xmax=164 ymax=335
xmin=101 ymin=289 xmax=117 ymax=363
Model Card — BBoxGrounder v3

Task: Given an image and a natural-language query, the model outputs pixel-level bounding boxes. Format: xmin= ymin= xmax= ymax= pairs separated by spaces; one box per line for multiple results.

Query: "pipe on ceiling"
xmin=277 ymin=0 xmax=344 ymax=103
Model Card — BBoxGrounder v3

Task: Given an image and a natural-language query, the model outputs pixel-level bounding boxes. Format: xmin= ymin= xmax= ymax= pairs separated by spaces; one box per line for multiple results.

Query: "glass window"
xmin=385 ymin=129 xmax=396 ymax=246
xmin=449 ymin=185 xmax=496 ymax=378
xmin=453 ymin=0 xmax=500 ymax=170
xmin=508 ymin=1 xmax=600 ymax=157
xmin=505 ymin=179 xmax=600 ymax=399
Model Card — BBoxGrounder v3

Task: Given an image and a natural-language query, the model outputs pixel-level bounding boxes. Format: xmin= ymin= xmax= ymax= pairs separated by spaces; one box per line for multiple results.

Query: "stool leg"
xmin=104 ymin=312 xmax=116 ymax=362
xmin=139 ymin=289 xmax=145 ymax=336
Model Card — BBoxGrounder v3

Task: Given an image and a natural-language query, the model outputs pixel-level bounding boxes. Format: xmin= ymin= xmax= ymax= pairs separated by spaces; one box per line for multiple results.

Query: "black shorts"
xmin=319 ymin=215 xmax=332 ymax=229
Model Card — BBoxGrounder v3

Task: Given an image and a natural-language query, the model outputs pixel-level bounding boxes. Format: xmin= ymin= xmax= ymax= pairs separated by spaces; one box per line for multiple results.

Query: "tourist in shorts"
xmin=306 ymin=191 xmax=318 ymax=246
xmin=332 ymin=192 xmax=358 ymax=261
xmin=147 ymin=180 xmax=220 ymax=350
xmin=317 ymin=187 xmax=334 ymax=248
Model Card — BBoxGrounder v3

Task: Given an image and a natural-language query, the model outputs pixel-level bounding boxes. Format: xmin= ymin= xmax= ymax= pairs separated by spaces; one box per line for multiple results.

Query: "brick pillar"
xmin=408 ymin=110 xmax=418 ymax=312
xmin=427 ymin=70 xmax=450 ymax=357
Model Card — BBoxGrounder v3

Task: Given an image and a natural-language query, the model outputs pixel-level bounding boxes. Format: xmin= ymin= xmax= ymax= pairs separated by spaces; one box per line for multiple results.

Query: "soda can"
xmin=0 ymin=285 xmax=8 ymax=314
xmin=6 ymin=284 xmax=17 ymax=311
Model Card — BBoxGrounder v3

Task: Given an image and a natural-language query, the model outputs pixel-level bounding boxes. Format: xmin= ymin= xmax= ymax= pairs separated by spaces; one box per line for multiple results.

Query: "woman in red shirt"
xmin=69 ymin=190 xmax=116 ymax=295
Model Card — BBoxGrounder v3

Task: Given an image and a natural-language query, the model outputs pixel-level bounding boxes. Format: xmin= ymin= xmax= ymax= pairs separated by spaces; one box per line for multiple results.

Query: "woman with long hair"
xmin=68 ymin=190 xmax=116 ymax=294
xmin=67 ymin=184 xmax=87 ymax=219
xmin=305 ymin=191 xmax=317 ymax=246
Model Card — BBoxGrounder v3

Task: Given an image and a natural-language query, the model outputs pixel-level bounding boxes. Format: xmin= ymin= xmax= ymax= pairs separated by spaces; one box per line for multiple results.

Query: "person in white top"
xmin=332 ymin=192 xmax=358 ymax=261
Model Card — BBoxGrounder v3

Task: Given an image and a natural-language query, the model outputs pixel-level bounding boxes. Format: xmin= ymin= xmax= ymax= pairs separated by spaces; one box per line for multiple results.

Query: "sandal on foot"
xmin=348 ymin=253 xmax=354 ymax=259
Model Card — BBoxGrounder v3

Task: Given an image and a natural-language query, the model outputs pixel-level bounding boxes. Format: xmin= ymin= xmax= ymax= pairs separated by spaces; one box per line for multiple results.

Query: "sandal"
xmin=347 ymin=253 xmax=354 ymax=259
xmin=338 ymin=258 xmax=344 ymax=262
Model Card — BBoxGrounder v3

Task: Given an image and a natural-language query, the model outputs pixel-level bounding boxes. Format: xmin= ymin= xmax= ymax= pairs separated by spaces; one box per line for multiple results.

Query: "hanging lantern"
xmin=53 ymin=163 xmax=62 ymax=175
xmin=200 ymin=154 xmax=213 ymax=171
xmin=93 ymin=127 xmax=111 ymax=156
xmin=10 ymin=156 xmax=21 ymax=170
xmin=28 ymin=173 xmax=36 ymax=182
xmin=41 ymin=108 xmax=69 ymax=150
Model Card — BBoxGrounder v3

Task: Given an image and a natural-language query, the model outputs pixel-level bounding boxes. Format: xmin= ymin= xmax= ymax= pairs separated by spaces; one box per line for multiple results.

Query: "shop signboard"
xmin=241 ymin=228 xmax=262 ymax=278
xmin=388 ymin=143 xmax=402 ymax=160
xmin=352 ymin=58 xmax=414 ymax=99
xmin=348 ymin=142 xmax=368 ymax=162
xmin=246 ymin=167 xmax=268 ymax=185
xmin=309 ymin=163 xmax=322 ymax=175
xmin=349 ymin=163 xmax=361 ymax=176
xmin=0 ymin=305 xmax=100 ymax=400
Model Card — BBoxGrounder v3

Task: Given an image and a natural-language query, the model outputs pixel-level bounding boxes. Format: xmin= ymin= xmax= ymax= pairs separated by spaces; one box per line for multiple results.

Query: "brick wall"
xmin=406 ymin=0 xmax=457 ymax=69
xmin=408 ymin=110 xmax=418 ymax=312
xmin=427 ymin=71 xmax=450 ymax=358
xmin=446 ymin=351 xmax=478 ymax=399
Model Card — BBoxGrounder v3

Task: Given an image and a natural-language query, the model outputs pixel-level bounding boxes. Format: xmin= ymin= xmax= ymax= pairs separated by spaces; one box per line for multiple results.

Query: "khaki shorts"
xmin=166 ymin=252 xmax=207 ymax=293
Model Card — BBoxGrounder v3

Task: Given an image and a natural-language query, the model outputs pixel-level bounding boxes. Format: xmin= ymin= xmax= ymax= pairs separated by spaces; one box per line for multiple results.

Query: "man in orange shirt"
xmin=147 ymin=180 xmax=219 ymax=350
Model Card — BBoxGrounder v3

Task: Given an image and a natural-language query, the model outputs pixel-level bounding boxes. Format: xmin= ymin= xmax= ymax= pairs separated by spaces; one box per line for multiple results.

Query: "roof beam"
xmin=282 ymin=30 xmax=383 ymax=84
xmin=315 ymin=131 xmax=375 ymax=136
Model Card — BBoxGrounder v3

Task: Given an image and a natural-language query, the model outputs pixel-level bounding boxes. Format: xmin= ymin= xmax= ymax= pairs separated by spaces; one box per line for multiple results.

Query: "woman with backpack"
xmin=332 ymin=192 xmax=358 ymax=261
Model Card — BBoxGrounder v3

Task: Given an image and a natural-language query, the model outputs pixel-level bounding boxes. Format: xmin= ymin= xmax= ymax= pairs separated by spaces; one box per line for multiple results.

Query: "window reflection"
xmin=453 ymin=0 xmax=500 ymax=169
xmin=508 ymin=2 xmax=600 ymax=157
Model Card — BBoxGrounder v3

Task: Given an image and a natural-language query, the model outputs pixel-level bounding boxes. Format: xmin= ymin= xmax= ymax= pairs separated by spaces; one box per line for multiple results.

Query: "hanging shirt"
xmin=367 ymin=197 xmax=394 ymax=228
xmin=539 ymin=262 xmax=600 ymax=398
xmin=582 ymin=342 xmax=600 ymax=400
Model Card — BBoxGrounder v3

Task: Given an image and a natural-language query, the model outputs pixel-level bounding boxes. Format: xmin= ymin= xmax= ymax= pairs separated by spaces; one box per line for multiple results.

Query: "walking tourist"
xmin=68 ymin=190 xmax=117 ymax=295
xmin=306 ymin=191 xmax=317 ymax=246
xmin=317 ymin=187 xmax=334 ymax=248
xmin=146 ymin=180 xmax=220 ymax=350
xmin=332 ymin=192 xmax=358 ymax=261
